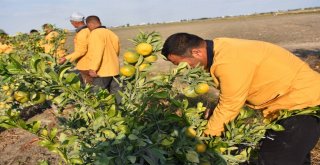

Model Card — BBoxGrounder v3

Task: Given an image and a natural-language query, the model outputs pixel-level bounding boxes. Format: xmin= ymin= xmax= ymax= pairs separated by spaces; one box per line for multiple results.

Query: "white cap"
xmin=70 ymin=12 xmax=85 ymax=22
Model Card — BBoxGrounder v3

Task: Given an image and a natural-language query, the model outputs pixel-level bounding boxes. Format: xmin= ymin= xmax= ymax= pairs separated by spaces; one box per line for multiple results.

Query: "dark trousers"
xmin=257 ymin=115 xmax=320 ymax=165
xmin=91 ymin=75 xmax=122 ymax=105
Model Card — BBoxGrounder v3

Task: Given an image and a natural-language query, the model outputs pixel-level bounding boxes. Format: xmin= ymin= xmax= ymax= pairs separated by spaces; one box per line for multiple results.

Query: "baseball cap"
xmin=70 ymin=12 xmax=85 ymax=22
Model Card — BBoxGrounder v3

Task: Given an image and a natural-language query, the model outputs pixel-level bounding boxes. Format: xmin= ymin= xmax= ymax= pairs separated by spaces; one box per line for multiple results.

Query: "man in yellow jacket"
xmin=0 ymin=31 xmax=13 ymax=54
xmin=59 ymin=12 xmax=91 ymax=83
xmin=80 ymin=15 xmax=121 ymax=102
xmin=162 ymin=33 xmax=320 ymax=164
xmin=42 ymin=24 xmax=66 ymax=57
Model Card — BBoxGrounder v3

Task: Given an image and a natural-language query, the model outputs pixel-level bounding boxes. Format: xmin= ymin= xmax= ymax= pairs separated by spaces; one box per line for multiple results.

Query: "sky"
xmin=1 ymin=0 xmax=320 ymax=35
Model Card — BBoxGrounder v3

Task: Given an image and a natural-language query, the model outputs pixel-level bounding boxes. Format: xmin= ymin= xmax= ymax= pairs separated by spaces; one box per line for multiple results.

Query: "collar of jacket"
xmin=75 ymin=25 xmax=87 ymax=33
xmin=205 ymin=40 xmax=214 ymax=69
xmin=92 ymin=26 xmax=106 ymax=31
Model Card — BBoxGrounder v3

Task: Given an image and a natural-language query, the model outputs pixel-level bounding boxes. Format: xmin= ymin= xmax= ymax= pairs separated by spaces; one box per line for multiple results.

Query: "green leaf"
xmin=271 ymin=124 xmax=285 ymax=131
xmin=153 ymin=91 xmax=168 ymax=99
xmin=93 ymin=116 xmax=105 ymax=130
xmin=49 ymin=127 xmax=58 ymax=140
xmin=65 ymin=72 xmax=79 ymax=83
xmin=127 ymin=156 xmax=136 ymax=164
xmin=70 ymin=158 xmax=83 ymax=164
xmin=142 ymin=155 xmax=156 ymax=165
xmin=32 ymin=121 xmax=41 ymax=133
xmin=107 ymin=105 xmax=117 ymax=117
xmin=6 ymin=63 xmax=24 ymax=74
xmin=58 ymin=66 xmax=71 ymax=83
xmin=185 ymin=150 xmax=199 ymax=163
xmin=161 ymin=137 xmax=175 ymax=146
xmin=59 ymin=133 xmax=67 ymax=143
xmin=128 ymin=134 xmax=138 ymax=141
xmin=103 ymin=130 xmax=116 ymax=139
xmin=38 ymin=139 xmax=51 ymax=147
xmin=52 ymin=93 xmax=66 ymax=105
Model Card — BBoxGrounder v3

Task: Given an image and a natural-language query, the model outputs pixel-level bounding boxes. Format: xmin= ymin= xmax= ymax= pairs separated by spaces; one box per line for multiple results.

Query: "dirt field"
xmin=1 ymin=11 xmax=320 ymax=164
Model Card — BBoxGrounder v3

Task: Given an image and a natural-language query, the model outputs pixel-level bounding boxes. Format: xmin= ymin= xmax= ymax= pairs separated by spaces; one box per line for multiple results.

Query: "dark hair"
xmin=42 ymin=23 xmax=53 ymax=29
xmin=161 ymin=33 xmax=204 ymax=58
xmin=30 ymin=29 xmax=38 ymax=33
xmin=85 ymin=15 xmax=101 ymax=24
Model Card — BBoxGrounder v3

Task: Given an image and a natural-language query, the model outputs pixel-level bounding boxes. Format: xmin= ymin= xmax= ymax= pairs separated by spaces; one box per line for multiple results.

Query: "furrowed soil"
xmin=1 ymin=10 xmax=320 ymax=164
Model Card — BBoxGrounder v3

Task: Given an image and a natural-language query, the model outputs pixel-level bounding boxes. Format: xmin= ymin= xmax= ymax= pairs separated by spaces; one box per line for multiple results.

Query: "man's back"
xmin=211 ymin=38 xmax=320 ymax=118
xmin=205 ymin=37 xmax=320 ymax=135
xmin=77 ymin=27 xmax=120 ymax=77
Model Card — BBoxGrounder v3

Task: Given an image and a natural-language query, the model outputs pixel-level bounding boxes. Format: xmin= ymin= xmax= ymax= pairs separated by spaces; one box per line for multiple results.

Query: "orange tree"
xmin=1 ymin=31 xmax=316 ymax=165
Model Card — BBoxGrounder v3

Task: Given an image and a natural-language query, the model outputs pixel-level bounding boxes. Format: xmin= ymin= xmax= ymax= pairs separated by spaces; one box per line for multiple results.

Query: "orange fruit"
xmin=124 ymin=51 xmax=140 ymax=63
xmin=13 ymin=91 xmax=30 ymax=103
xmin=0 ymin=102 xmax=5 ymax=109
xmin=185 ymin=126 xmax=197 ymax=138
xmin=138 ymin=63 xmax=151 ymax=71
xmin=183 ymin=86 xmax=198 ymax=98
xmin=2 ymin=85 xmax=10 ymax=91
xmin=60 ymin=39 xmax=66 ymax=44
xmin=120 ymin=65 xmax=136 ymax=77
xmin=195 ymin=83 xmax=209 ymax=94
xmin=136 ymin=43 xmax=153 ymax=56
xmin=144 ymin=55 xmax=158 ymax=63
xmin=195 ymin=143 xmax=207 ymax=153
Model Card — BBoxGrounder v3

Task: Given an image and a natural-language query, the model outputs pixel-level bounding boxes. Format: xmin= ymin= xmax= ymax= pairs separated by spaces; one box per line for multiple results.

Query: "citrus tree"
xmin=1 ymin=30 xmax=318 ymax=165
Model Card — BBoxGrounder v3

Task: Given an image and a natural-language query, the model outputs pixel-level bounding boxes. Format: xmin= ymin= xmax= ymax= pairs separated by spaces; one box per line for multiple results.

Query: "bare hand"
xmin=58 ymin=57 xmax=66 ymax=64
xmin=88 ymin=70 xmax=98 ymax=77
xmin=204 ymin=108 xmax=213 ymax=120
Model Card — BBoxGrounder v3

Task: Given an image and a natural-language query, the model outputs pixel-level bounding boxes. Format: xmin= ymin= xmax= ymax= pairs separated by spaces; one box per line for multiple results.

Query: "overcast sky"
xmin=1 ymin=0 xmax=320 ymax=35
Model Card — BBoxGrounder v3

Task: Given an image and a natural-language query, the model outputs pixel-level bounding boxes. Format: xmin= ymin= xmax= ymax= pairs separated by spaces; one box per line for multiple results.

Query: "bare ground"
xmin=1 ymin=11 xmax=320 ymax=164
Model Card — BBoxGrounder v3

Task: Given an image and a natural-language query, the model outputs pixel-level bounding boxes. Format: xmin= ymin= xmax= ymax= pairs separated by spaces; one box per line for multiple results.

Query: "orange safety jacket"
xmin=76 ymin=26 xmax=120 ymax=77
xmin=204 ymin=38 xmax=320 ymax=136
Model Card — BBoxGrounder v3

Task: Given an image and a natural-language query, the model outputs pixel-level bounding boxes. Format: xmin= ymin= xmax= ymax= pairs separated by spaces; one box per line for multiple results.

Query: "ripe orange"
xmin=120 ymin=65 xmax=136 ymax=77
xmin=144 ymin=55 xmax=158 ymax=63
xmin=136 ymin=43 xmax=153 ymax=56
xmin=2 ymin=85 xmax=10 ymax=91
xmin=138 ymin=63 xmax=151 ymax=71
xmin=195 ymin=83 xmax=209 ymax=94
xmin=185 ymin=126 xmax=197 ymax=138
xmin=183 ymin=86 xmax=199 ymax=98
xmin=0 ymin=102 xmax=5 ymax=109
xmin=195 ymin=143 xmax=207 ymax=153
xmin=124 ymin=51 xmax=140 ymax=63
xmin=13 ymin=91 xmax=30 ymax=103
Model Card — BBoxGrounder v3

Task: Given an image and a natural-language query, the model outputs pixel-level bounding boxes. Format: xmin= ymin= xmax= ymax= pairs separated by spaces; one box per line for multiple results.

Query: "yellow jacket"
xmin=205 ymin=38 xmax=320 ymax=136
xmin=0 ymin=43 xmax=13 ymax=54
xmin=64 ymin=27 xmax=90 ymax=62
xmin=76 ymin=27 xmax=120 ymax=77
xmin=42 ymin=31 xmax=66 ymax=57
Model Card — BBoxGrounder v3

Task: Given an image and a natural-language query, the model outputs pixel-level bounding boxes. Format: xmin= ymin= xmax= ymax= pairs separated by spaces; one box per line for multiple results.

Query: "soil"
xmin=1 ymin=11 xmax=320 ymax=164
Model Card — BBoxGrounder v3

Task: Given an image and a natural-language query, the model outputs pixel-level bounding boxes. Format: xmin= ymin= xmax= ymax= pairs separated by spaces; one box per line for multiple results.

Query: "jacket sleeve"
xmin=112 ymin=34 xmax=120 ymax=56
xmin=204 ymin=59 xmax=255 ymax=136
xmin=88 ymin=31 xmax=105 ymax=71
xmin=65 ymin=31 xmax=89 ymax=62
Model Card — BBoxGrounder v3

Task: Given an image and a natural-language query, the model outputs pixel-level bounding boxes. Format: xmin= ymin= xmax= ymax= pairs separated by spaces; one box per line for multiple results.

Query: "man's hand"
xmin=204 ymin=108 xmax=213 ymax=120
xmin=88 ymin=70 xmax=98 ymax=77
xmin=58 ymin=57 xmax=66 ymax=64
